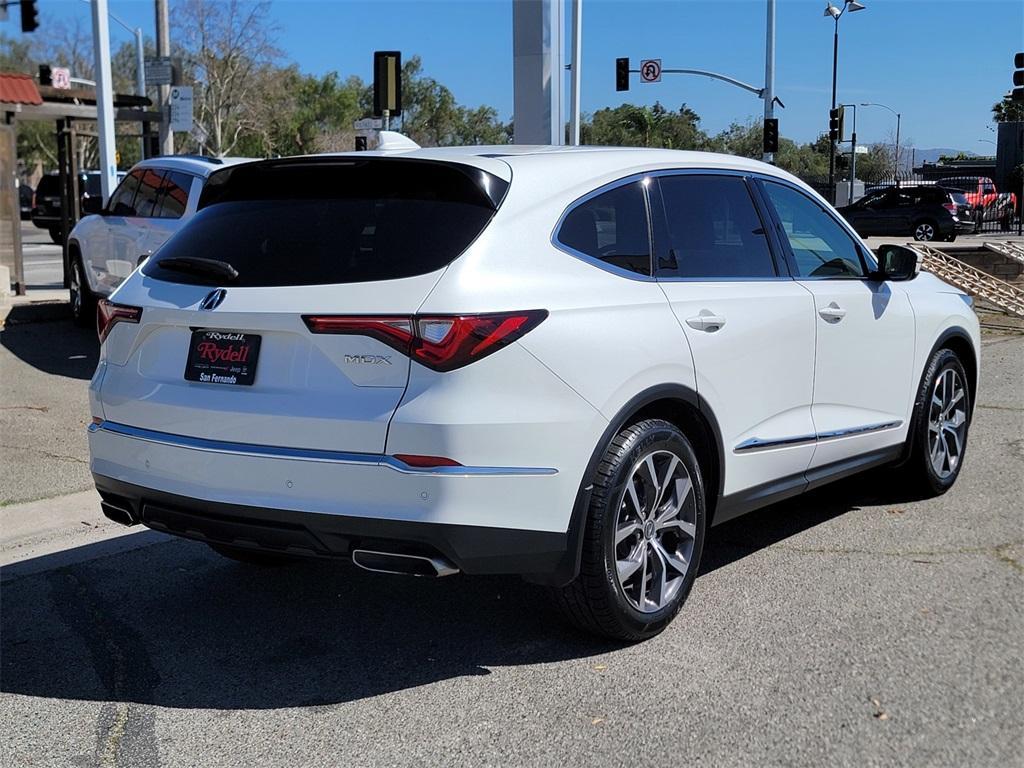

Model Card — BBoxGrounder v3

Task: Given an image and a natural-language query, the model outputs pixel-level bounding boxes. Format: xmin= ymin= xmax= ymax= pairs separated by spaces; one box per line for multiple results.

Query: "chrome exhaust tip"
xmin=351 ymin=549 xmax=459 ymax=578
xmin=100 ymin=500 xmax=137 ymax=527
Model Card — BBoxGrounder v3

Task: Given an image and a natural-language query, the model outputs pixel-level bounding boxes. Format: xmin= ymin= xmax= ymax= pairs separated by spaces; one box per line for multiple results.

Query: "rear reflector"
xmin=97 ymin=299 xmax=143 ymax=343
xmin=303 ymin=310 xmax=547 ymax=372
xmin=392 ymin=454 xmax=463 ymax=468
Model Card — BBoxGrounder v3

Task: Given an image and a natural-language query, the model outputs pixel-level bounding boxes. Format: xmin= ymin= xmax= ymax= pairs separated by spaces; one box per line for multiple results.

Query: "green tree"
xmin=992 ymin=97 xmax=1024 ymax=123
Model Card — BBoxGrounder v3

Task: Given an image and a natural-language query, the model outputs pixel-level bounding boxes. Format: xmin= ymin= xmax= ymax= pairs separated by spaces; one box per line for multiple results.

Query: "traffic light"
xmin=828 ymin=107 xmax=844 ymax=142
xmin=21 ymin=0 xmax=39 ymax=33
xmin=763 ymin=118 xmax=779 ymax=154
xmin=616 ymin=58 xmax=630 ymax=92
xmin=354 ymin=135 xmax=368 ymax=152
xmin=38 ymin=64 xmax=52 ymax=87
xmin=373 ymin=51 xmax=402 ymax=117
xmin=1013 ymin=52 xmax=1024 ymax=102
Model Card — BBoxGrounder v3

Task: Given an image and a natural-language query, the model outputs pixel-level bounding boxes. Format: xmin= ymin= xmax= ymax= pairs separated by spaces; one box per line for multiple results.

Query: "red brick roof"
xmin=0 ymin=72 xmax=43 ymax=106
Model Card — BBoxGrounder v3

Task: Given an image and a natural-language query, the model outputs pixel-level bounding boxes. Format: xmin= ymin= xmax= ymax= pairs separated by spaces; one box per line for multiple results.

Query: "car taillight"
xmin=943 ymin=202 xmax=957 ymax=215
xmin=303 ymin=310 xmax=548 ymax=372
xmin=97 ymin=299 xmax=142 ymax=342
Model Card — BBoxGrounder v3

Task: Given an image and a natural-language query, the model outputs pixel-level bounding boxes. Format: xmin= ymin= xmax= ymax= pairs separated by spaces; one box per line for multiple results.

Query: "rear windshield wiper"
xmin=155 ymin=256 xmax=238 ymax=282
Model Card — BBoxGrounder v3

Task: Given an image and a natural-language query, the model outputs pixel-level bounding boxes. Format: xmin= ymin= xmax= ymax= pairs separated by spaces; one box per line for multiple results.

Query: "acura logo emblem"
xmin=199 ymin=289 xmax=227 ymax=311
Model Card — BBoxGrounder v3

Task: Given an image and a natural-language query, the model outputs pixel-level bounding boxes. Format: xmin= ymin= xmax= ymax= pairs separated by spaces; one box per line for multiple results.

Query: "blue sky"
xmin=10 ymin=0 xmax=1023 ymax=150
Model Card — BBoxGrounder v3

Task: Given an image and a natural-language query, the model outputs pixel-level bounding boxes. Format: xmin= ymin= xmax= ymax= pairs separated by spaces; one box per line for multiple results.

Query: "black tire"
xmin=944 ymin=233 xmax=957 ymax=242
xmin=207 ymin=543 xmax=299 ymax=566
xmin=48 ymin=225 xmax=63 ymax=245
xmin=69 ymin=256 xmax=96 ymax=328
xmin=904 ymin=348 xmax=971 ymax=497
xmin=554 ymin=419 xmax=707 ymax=642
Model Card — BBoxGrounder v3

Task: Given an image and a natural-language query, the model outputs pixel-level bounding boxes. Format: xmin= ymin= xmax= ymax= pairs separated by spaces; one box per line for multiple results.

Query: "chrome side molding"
xmin=735 ymin=420 xmax=903 ymax=453
xmin=88 ymin=420 xmax=557 ymax=477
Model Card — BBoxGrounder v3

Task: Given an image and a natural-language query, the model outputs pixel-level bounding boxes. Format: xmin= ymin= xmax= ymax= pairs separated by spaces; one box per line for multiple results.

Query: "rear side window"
xmin=654 ymin=175 xmax=775 ymax=279
xmin=557 ymin=181 xmax=651 ymax=276
xmin=145 ymin=159 xmax=508 ymax=287
xmin=155 ymin=171 xmax=192 ymax=219
xmin=108 ymin=170 xmax=142 ymax=216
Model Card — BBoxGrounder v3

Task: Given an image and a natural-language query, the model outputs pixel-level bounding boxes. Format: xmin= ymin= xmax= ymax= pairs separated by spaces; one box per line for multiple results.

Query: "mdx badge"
xmin=345 ymin=354 xmax=392 ymax=365
xmin=199 ymin=288 xmax=227 ymax=311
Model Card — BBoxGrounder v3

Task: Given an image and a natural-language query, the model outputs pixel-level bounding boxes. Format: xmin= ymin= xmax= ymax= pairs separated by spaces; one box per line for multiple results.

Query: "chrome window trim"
xmin=734 ymin=420 xmax=903 ymax=453
xmin=552 ymin=167 xmax=811 ymax=283
xmin=88 ymin=420 xmax=558 ymax=477
xmin=550 ymin=172 xmax=657 ymax=282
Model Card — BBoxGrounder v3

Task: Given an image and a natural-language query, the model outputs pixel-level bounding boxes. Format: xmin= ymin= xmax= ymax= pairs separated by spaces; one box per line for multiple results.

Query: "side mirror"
xmin=875 ymin=244 xmax=921 ymax=281
xmin=82 ymin=196 xmax=105 ymax=215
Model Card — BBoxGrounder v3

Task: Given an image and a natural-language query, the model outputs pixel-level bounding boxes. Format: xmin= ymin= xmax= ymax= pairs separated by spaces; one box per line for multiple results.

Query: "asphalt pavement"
xmin=0 ymin=311 xmax=1022 ymax=767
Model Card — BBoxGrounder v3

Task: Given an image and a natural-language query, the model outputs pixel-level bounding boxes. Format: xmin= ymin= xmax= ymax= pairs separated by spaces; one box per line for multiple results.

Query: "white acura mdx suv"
xmin=67 ymin=155 xmax=252 ymax=326
xmin=88 ymin=144 xmax=979 ymax=641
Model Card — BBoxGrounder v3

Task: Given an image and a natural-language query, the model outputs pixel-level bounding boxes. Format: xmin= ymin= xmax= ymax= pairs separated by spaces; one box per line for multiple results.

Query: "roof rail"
xmin=170 ymin=154 xmax=224 ymax=164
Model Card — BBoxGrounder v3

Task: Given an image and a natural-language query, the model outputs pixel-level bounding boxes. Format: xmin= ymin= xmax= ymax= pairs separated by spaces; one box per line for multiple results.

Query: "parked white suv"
xmin=67 ymin=155 xmax=252 ymax=326
xmin=87 ymin=145 xmax=979 ymax=641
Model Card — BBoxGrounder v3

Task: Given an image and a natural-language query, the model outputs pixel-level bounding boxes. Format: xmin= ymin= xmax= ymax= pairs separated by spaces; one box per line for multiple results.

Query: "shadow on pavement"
xmin=0 ymin=470 xmax=917 ymax=711
xmin=1 ymin=307 xmax=99 ymax=380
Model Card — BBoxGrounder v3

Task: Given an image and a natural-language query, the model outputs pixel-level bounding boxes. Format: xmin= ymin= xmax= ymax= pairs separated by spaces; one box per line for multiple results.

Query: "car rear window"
xmin=144 ymin=158 xmax=508 ymax=287
xmin=35 ymin=175 xmax=59 ymax=196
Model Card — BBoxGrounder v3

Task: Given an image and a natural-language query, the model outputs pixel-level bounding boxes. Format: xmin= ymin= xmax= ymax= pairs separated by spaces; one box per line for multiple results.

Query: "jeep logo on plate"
xmin=345 ymin=354 xmax=392 ymax=365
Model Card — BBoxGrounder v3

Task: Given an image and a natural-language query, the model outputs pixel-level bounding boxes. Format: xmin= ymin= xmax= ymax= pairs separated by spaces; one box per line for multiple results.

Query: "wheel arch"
xmin=66 ymin=238 xmax=96 ymax=295
xmin=930 ymin=326 xmax=978 ymax=415
xmin=536 ymin=383 xmax=725 ymax=587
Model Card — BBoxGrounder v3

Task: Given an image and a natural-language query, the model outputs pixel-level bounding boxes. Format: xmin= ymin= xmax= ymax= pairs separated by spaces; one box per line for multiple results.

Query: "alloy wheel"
xmin=613 ymin=449 xmax=697 ymax=613
xmin=928 ymin=368 xmax=967 ymax=479
xmin=915 ymin=222 xmax=935 ymax=241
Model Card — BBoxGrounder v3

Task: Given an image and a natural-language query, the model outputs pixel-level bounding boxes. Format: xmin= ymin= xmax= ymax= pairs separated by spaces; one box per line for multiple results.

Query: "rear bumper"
xmin=88 ymin=421 xmax=576 ymax=581
xmin=93 ymin=475 xmax=568 ymax=579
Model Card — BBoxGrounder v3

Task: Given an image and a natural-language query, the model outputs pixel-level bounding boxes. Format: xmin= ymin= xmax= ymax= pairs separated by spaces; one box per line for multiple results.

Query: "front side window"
xmin=654 ymin=174 xmax=776 ymax=279
xmin=557 ymin=181 xmax=651 ymax=276
xmin=107 ymin=170 xmax=142 ymax=216
xmin=761 ymin=181 xmax=867 ymax=279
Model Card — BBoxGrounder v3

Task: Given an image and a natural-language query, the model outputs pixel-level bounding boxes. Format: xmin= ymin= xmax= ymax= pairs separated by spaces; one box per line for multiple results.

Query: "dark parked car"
xmin=18 ymin=182 xmax=32 ymax=219
xmin=31 ymin=171 xmax=124 ymax=244
xmin=838 ymin=185 xmax=971 ymax=242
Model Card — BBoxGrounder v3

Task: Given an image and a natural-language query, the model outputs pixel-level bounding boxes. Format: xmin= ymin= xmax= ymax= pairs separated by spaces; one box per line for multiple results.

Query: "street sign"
xmin=51 ymin=67 xmax=71 ymax=90
xmin=169 ymin=86 xmax=194 ymax=132
xmin=640 ymin=59 xmax=662 ymax=84
xmin=855 ymin=145 xmax=869 ymax=155
xmin=353 ymin=117 xmax=383 ymax=130
xmin=145 ymin=57 xmax=174 ymax=86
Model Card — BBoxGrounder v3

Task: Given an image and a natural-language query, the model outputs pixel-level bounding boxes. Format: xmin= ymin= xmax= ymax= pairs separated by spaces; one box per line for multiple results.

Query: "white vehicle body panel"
xmin=87 ymin=145 xmax=980 ymax=579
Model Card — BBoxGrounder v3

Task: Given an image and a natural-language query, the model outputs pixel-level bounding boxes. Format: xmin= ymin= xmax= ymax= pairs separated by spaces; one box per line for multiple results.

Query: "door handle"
xmin=818 ymin=302 xmax=846 ymax=322
xmin=685 ymin=311 xmax=727 ymax=332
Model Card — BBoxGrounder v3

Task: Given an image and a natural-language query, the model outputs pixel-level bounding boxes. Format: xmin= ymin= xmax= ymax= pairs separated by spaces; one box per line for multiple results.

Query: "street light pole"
xmin=828 ymin=16 xmax=839 ymax=204
xmin=824 ymin=1 xmax=865 ymax=204
xmin=763 ymin=0 xmax=776 ymax=163
xmin=860 ymin=102 xmax=900 ymax=178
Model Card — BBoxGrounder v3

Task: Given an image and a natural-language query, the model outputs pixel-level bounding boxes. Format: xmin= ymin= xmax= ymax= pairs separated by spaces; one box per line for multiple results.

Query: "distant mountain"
xmin=909 ymin=147 xmax=983 ymax=165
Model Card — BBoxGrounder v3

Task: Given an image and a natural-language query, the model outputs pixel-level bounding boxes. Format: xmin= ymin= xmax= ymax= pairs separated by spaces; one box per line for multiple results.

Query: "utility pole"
xmin=568 ymin=0 xmax=582 ymax=145
xmin=90 ymin=0 xmax=118 ymax=202
xmin=762 ymin=0 xmax=776 ymax=163
xmin=155 ymin=0 xmax=173 ymax=155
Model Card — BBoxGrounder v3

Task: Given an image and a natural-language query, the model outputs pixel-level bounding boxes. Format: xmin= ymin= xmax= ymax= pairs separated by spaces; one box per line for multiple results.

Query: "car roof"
xmin=132 ymin=155 xmax=256 ymax=177
xmin=295 ymin=144 xmax=808 ymax=195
